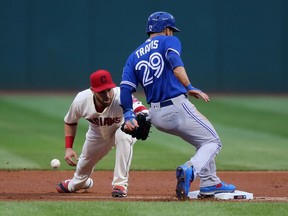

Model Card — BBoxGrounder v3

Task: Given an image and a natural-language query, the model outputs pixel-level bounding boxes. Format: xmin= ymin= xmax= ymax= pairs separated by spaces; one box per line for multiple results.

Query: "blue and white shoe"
xmin=200 ymin=182 xmax=236 ymax=195
xmin=175 ymin=164 xmax=194 ymax=200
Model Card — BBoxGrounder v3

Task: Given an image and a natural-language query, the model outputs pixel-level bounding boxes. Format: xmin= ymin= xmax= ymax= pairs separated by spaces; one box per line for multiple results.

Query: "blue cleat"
xmin=199 ymin=182 xmax=236 ymax=195
xmin=175 ymin=165 xmax=194 ymax=200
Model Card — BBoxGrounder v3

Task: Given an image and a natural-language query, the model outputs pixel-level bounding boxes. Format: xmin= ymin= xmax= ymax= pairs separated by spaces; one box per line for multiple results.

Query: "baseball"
xmin=50 ymin=159 xmax=61 ymax=169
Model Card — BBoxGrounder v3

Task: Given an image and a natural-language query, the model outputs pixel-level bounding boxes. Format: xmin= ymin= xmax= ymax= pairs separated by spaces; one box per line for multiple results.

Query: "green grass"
xmin=0 ymin=94 xmax=287 ymax=171
xmin=191 ymin=96 xmax=288 ymax=170
xmin=0 ymin=201 xmax=287 ymax=216
xmin=0 ymin=94 xmax=287 ymax=215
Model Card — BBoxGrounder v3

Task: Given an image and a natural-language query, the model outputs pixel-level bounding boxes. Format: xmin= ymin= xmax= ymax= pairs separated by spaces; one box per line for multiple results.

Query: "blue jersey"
xmin=121 ymin=36 xmax=187 ymax=104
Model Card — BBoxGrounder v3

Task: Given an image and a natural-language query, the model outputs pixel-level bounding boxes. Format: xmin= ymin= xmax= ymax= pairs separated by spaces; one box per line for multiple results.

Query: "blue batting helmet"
xmin=146 ymin=11 xmax=180 ymax=34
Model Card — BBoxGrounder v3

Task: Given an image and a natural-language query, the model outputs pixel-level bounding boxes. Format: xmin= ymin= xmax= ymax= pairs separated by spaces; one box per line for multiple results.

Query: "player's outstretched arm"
xmin=64 ymin=123 xmax=79 ymax=166
xmin=120 ymin=86 xmax=139 ymax=132
xmin=173 ymin=66 xmax=210 ymax=102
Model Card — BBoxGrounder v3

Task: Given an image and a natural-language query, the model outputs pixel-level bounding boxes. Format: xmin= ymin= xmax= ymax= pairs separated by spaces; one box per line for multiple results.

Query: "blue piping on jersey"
xmin=120 ymin=81 xmax=137 ymax=90
xmin=165 ymin=48 xmax=180 ymax=59
xmin=182 ymin=102 xmax=222 ymax=175
xmin=182 ymin=102 xmax=220 ymax=144
xmin=195 ymin=144 xmax=222 ymax=177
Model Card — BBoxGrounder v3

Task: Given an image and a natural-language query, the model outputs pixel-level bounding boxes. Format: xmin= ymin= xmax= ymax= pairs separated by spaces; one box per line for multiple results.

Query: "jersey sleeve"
xmin=64 ymin=98 xmax=82 ymax=124
xmin=120 ymin=54 xmax=138 ymax=92
xmin=164 ymin=36 xmax=184 ymax=68
xmin=167 ymin=50 xmax=184 ymax=69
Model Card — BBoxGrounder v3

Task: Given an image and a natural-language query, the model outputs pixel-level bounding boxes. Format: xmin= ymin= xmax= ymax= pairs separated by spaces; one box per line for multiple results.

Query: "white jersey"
xmin=64 ymin=87 xmax=146 ymax=141
xmin=64 ymin=87 xmax=147 ymax=192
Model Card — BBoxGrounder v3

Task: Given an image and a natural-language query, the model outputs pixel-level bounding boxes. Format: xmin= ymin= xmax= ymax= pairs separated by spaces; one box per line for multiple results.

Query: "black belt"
xmin=151 ymin=94 xmax=187 ymax=108
xmin=159 ymin=100 xmax=173 ymax=107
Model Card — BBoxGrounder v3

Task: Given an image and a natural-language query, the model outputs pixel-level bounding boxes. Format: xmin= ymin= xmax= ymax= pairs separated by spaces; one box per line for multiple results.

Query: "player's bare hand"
xmin=123 ymin=118 xmax=139 ymax=132
xmin=188 ymin=89 xmax=210 ymax=102
xmin=65 ymin=148 xmax=78 ymax=166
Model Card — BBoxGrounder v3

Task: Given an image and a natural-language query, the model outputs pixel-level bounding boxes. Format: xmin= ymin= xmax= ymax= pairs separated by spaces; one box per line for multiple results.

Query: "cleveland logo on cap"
xmin=100 ymin=76 xmax=107 ymax=84
xmin=90 ymin=70 xmax=116 ymax=92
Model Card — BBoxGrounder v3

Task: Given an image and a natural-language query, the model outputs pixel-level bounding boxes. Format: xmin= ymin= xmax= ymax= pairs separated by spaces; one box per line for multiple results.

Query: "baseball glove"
xmin=121 ymin=114 xmax=151 ymax=140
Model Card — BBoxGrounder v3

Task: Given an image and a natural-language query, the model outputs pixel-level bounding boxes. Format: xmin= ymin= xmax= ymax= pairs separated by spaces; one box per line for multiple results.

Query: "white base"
xmin=188 ymin=190 xmax=254 ymax=200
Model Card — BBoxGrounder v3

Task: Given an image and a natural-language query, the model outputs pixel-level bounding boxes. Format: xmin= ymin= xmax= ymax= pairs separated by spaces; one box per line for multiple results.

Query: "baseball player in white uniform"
xmin=56 ymin=69 xmax=148 ymax=197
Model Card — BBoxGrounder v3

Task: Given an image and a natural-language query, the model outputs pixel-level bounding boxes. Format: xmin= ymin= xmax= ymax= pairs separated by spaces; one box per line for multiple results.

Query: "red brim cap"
xmin=90 ymin=70 xmax=116 ymax=92
xmin=91 ymin=83 xmax=116 ymax=92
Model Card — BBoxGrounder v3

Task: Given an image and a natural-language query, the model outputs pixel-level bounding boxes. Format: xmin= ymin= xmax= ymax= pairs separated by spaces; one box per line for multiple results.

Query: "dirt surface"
xmin=0 ymin=170 xmax=287 ymax=202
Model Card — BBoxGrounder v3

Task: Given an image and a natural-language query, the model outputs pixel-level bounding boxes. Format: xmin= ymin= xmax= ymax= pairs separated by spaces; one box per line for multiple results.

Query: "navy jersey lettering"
xmin=87 ymin=117 xmax=121 ymax=126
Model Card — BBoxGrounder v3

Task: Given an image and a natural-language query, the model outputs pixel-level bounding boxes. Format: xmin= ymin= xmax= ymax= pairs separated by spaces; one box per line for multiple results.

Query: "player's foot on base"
xmin=56 ymin=179 xmax=71 ymax=193
xmin=111 ymin=186 xmax=127 ymax=198
xmin=199 ymin=182 xmax=236 ymax=195
xmin=175 ymin=165 xmax=194 ymax=200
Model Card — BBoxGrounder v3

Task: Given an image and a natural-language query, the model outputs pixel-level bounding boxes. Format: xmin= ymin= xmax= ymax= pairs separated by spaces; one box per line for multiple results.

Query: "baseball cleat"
xmin=199 ymin=182 xmax=236 ymax=195
xmin=175 ymin=165 xmax=194 ymax=200
xmin=56 ymin=179 xmax=71 ymax=193
xmin=82 ymin=178 xmax=94 ymax=190
xmin=111 ymin=186 xmax=127 ymax=198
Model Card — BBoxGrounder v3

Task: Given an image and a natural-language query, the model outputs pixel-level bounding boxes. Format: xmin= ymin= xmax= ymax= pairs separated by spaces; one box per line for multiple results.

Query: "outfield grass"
xmin=0 ymin=94 xmax=287 ymax=171
xmin=0 ymin=94 xmax=287 ymax=215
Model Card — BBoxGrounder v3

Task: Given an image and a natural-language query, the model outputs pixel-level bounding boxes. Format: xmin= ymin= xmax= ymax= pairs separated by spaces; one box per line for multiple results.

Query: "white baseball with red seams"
xmin=51 ymin=159 xmax=61 ymax=169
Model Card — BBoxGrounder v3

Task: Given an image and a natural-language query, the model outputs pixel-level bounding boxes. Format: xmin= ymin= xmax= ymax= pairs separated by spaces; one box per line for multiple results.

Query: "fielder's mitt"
xmin=121 ymin=114 xmax=151 ymax=140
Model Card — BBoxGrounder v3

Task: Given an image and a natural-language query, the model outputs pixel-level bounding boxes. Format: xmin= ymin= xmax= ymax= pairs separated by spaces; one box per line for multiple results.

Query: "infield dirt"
xmin=0 ymin=171 xmax=287 ymax=202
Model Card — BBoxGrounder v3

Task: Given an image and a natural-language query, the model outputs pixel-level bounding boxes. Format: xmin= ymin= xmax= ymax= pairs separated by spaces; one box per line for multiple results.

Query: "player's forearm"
xmin=173 ymin=66 xmax=191 ymax=87
xmin=168 ymin=50 xmax=192 ymax=89
xmin=120 ymin=86 xmax=137 ymax=122
xmin=64 ymin=123 xmax=77 ymax=137
xmin=120 ymin=86 xmax=133 ymax=112
xmin=64 ymin=123 xmax=77 ymax=149
xmin=174 ymin=67 xmax=201 ymax=92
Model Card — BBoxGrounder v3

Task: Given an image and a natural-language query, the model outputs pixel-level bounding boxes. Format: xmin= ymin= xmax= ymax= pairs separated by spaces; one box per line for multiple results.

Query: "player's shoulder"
xmin=76 ymin=88 xmax=91 ymax=97
xmin=113 ymin=86 xmax=120 ymax=95
xmin=162 ymin=36 xmax=182 ymax=52
xmin=113 ymin=87 xmax=121 ymax=100
xmin=74 ymin=89 xmax=93 ymax=102
xmin=164 ymin=35 xmax=181 ymax=43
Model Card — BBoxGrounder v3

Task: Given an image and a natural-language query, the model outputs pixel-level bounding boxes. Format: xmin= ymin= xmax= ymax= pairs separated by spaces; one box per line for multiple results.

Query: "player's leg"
xmin=68 ymin=137 xmax=113 ymax=192
xmin=149 ymin=98 xmax=235 ymax=198
xmin=198 ymin=159 xmax=220 ymax=187
xmin=175 ymin=100 xmax=221 ymax=174
xmin=111 ymin=128 xmax=136 ymax=197
xmin=178 ymin=100 xmax=235 ymax=194
xmin=149 ymin=103 xmax=194 ymax=199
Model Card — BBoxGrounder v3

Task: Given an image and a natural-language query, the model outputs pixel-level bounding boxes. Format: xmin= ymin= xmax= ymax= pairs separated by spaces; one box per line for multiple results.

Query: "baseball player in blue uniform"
xmin=120 ymin=11 xmax=236 ymax=200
